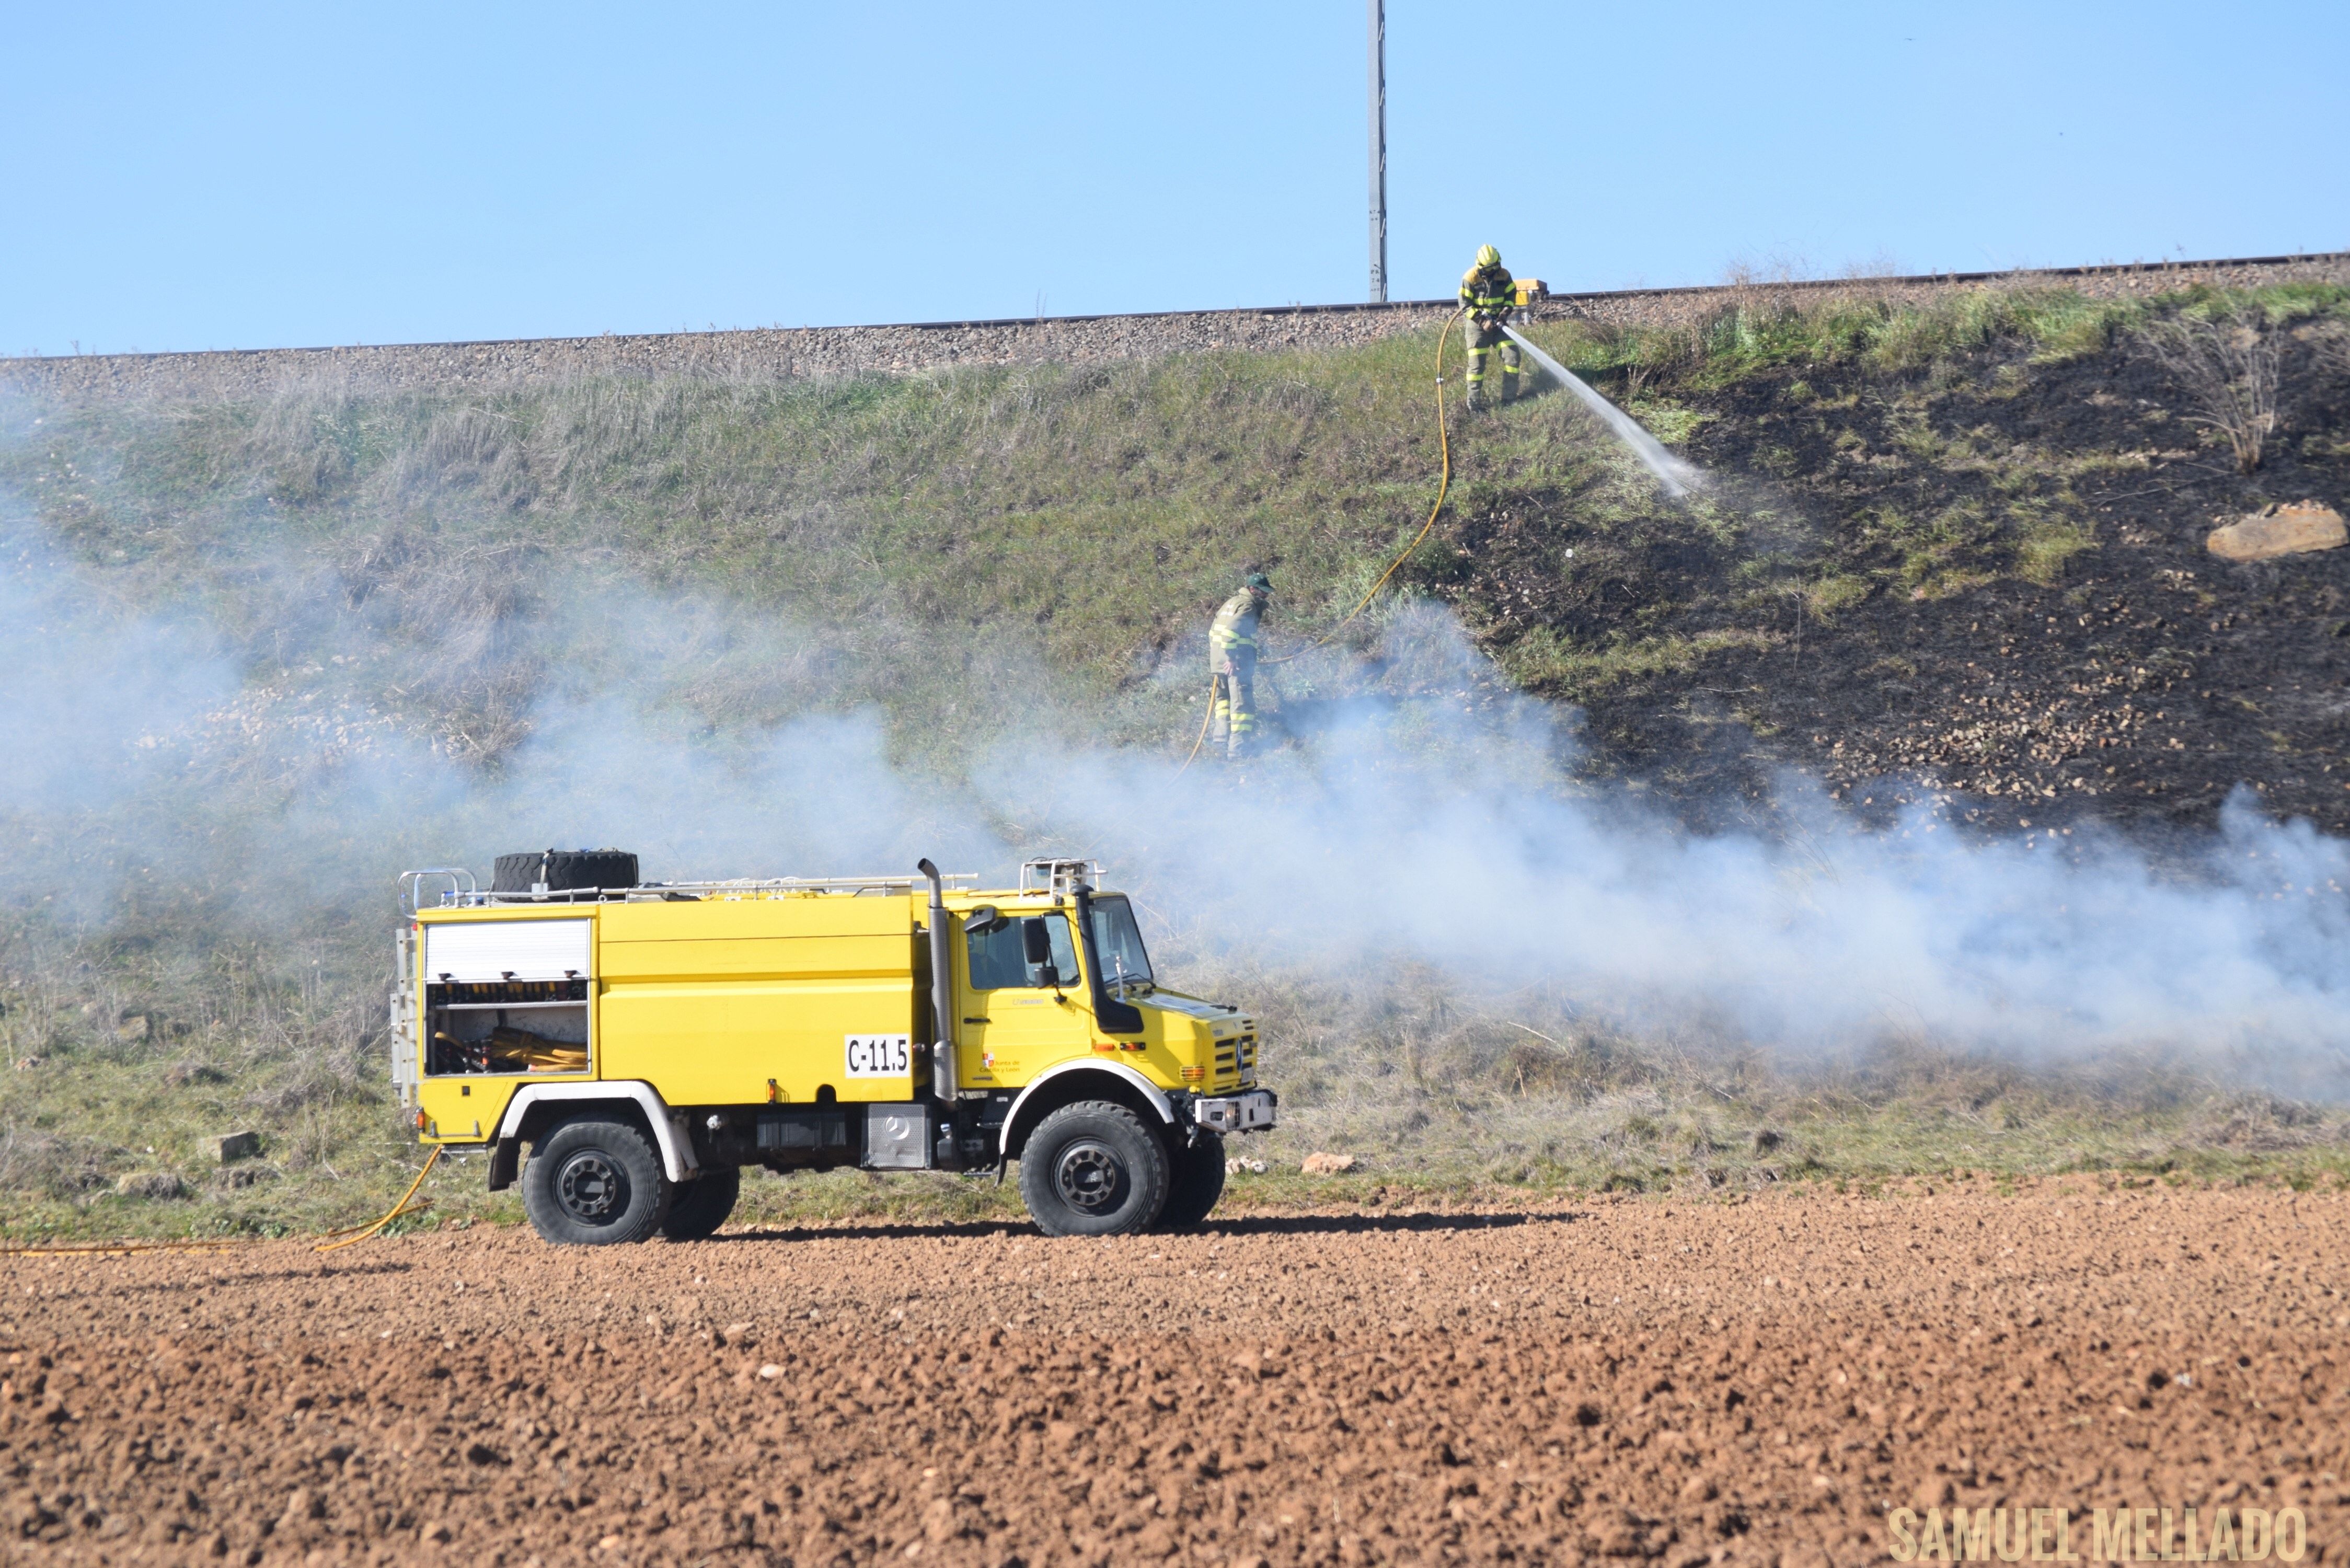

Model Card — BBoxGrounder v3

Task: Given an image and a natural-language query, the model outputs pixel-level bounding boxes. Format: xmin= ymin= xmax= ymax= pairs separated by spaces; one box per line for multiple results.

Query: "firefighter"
xmin=1208 ymin=571 xmax=1272 ymax=760
xmin=1458 ymin=244 xmax=1525 ymax=411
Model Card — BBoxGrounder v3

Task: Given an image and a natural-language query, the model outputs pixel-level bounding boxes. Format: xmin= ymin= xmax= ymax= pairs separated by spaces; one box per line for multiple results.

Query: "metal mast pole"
xmin=1368 ymin=0 xmax=1387 ymax=303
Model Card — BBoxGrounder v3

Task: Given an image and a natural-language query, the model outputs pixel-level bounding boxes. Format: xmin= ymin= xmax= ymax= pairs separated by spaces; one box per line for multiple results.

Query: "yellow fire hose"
xmin=0 ymin=1147 xmax=441 ymax=1259
xmin=315 ymin=1144 xmax=442 ymax=1253
xmin=0 ymin=1133 xmax=446 ymax=1260
xmin=0 ymin=1148 xmax=451 ymax=1260
xmin=0 ymin=1238 xmax=239 ymax=1258
xmin=1177 ymin=307 xmax=1463 ymax=774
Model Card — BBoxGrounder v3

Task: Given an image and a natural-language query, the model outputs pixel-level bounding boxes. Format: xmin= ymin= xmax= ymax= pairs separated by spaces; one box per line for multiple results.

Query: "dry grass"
xmin=2136 ymin=306 xmax=2283 ymax=475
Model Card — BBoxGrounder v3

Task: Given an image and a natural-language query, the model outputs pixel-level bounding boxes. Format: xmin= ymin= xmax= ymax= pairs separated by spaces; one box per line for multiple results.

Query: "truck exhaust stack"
xmin=917 ymin=857 xmax=958 ymax=1102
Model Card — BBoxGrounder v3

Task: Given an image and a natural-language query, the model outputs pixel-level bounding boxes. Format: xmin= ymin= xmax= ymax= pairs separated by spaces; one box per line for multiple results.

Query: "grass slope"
xmin=4 ymin=281 xmax=2348 ymax=1240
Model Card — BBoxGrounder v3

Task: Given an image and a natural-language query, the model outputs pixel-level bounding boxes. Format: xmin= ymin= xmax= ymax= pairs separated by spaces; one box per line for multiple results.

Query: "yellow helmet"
xmin=1475 ymin=244 xmax=1502 ymax=269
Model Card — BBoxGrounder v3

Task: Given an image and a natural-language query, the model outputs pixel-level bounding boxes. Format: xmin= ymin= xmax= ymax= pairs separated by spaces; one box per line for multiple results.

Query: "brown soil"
xmin=3 ymin=1187 xmax=2344 ymax=1566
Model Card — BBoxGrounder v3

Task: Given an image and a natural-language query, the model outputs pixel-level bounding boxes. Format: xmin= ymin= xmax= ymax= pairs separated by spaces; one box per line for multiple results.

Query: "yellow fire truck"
xmin=390 ymin=851 xmax=1275 ymax=1243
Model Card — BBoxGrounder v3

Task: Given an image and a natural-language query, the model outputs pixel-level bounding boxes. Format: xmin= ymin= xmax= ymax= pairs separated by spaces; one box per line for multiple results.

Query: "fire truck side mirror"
xmin=1020 ymin=919 xmax=1053 ymax=965
xmin=965 ymin=906 xmax=1006 ymax=937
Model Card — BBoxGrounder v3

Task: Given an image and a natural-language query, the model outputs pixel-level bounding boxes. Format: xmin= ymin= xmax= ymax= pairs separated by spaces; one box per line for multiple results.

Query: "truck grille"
xmin=1213 ymin=1043 xmax=1237 ymax=1087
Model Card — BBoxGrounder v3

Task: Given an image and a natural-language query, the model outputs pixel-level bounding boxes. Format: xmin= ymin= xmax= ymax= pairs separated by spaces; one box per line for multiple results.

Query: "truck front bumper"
xmin=1192 ymin=1088 xmax=1277 ymax=1135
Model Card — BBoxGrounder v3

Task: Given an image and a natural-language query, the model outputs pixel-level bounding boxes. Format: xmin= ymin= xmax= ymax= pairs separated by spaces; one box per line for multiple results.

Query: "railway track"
xmin=6 ymin=249 xmax=2344 ymax=402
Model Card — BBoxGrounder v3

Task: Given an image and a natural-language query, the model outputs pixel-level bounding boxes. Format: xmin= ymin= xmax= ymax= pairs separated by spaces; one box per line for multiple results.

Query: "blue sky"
xmin=5 ymin=1 xmax=2344 ymax=355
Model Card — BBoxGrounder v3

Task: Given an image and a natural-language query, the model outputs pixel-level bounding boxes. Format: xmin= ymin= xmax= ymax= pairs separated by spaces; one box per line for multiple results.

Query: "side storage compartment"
xmin=416 ymin=916 xmax=595 ymax=1143
xmin=420 ymin=916 xmax=594 ymax=1078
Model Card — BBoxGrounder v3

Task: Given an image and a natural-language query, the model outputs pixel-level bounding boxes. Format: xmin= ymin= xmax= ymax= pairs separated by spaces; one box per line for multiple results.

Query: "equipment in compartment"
xmin=427 ymin=999 xmax=590 ymax=1076
xmin=419 ymin=920 xmax=595 ymax=1078
xmin=423 ymin=980 xmax=591 ymax=1077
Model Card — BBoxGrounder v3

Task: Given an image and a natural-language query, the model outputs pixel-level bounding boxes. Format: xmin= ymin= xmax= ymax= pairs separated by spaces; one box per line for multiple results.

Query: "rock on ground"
xmin=2208 ymin=501 xmax=2348 ymax=561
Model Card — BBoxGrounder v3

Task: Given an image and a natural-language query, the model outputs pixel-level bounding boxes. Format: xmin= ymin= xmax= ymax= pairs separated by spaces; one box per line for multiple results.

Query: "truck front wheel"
xmin=1018 ymin=1101 xmax=1170 ymax=1237
xmin=523 ymin=1117 xmax=672 ymax=1245
xmin=1154 ymin=1128 xmax=1226 ymax=1231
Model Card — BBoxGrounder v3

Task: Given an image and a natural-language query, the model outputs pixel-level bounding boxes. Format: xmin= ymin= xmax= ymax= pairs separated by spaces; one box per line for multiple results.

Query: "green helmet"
xmin=1245 ymin=571 xmax=1273 ymax=594
xmin=1475 ymin=244 xmax=1502 ymax=270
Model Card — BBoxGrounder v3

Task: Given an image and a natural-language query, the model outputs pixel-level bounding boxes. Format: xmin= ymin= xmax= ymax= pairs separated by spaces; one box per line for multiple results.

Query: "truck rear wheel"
xmin=1154 ymin=1128 xmax=1226 ymax=1231
xmin=522 ymin=1117 xmax=671 ymax=1245
xmin=660 ymin=1166 xmax=741 ymax=1241
xmin=1017 ymin=1101 xmax=1170 ymax=1237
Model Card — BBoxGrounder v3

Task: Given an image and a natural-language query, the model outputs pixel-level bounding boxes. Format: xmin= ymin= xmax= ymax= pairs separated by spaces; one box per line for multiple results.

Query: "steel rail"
xmin=7 ymin=251 xmax=2341 ymax=366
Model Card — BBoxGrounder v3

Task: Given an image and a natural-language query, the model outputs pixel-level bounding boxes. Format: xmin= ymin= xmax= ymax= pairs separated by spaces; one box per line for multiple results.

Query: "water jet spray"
xmin=1503 ymin=324 xmax=1703 ymax=499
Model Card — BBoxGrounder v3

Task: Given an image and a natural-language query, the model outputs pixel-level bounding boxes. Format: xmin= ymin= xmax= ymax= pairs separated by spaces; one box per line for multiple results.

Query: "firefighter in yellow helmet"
xmin=1458 ymin=244 xmax=1525 ymax=411
xmin=1207 ymin=571 xmax=1273 ymax=760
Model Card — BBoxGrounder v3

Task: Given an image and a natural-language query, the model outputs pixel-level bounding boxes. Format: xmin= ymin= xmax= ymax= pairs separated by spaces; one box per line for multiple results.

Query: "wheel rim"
xmin=556 ymin=1149 xmax=628 ymax=1225
xmin=1054 ymin=1140 xmax=1127 ymax=1213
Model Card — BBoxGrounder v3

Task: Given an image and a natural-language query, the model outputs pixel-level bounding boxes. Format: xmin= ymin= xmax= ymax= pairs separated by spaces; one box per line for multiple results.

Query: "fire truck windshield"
xmin=1088 ymin=896 xmax=1155 ymax=992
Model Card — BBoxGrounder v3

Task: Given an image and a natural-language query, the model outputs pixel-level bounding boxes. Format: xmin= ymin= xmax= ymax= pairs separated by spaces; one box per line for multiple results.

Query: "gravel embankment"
xmin=3 ymin=1184 xmax=2341 ymax=1563
xmin=7 ymin=253 xmax=2344 ymax=404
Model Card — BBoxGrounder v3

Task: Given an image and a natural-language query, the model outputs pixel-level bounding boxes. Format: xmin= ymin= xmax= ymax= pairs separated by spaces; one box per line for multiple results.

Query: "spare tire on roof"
xmin=492 ymin=849 xmax=639 ymax=895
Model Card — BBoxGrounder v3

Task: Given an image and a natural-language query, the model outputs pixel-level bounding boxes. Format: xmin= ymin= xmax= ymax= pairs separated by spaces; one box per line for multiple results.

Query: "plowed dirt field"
xmin=3 ymin=1186 xmax=2344 ymax=1566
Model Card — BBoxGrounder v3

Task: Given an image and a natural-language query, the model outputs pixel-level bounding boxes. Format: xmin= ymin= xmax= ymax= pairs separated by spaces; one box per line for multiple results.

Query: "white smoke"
xmin=3 ymin=535 xmax=2347 ymax=1098
xmin=999 ymin=609 xmax=2350 ymax=1087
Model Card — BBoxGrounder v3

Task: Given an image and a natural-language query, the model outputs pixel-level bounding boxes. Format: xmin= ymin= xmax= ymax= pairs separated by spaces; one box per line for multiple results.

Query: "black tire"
xmin=1017 ymin=1101 xmax=1170 ymax=1238
xmin=1154 ymin=1128 xmax=1226 ymax=1231
xmin=522 ymin=1117 xmax=671 ymax=1245
xmin=492 ymin=849 xmax=639 ymax=895
xmin=660 ymin=1166 xmax=741 ymax=1241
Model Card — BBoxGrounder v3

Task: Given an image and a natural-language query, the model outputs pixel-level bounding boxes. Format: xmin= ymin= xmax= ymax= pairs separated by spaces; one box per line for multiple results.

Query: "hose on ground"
xmin=315 ymin=1144 xmax=442 ymax=1254
xmin=0 ymin=1145 xmax=444 ymax=1258
xmin=0 ymin=1238 xmax=239 ymax=1258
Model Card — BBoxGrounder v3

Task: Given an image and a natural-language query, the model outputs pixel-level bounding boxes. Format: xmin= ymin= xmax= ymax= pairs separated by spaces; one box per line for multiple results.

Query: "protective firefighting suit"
xmin=1207 ymin=584 xmax=1268 ymax=760
xmin=1458 ymin=250 xmax=1524 ymax=409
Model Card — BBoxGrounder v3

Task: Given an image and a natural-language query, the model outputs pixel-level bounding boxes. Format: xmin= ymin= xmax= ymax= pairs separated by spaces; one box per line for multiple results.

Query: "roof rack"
xmin=399 ymin=868 xmax=977 ymax=912
xmin=1020 ymin=858 xmax=1105 ymax=896
xmin=399 ymin=868 xmax=478 ymax=917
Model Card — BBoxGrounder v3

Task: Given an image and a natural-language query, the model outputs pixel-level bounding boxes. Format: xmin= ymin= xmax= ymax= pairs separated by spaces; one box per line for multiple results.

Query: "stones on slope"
xmin=114 ymin=1171 xmax=188 ymax=1201
xmin=2207 ymin=500 xmax=2347 ymax=562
